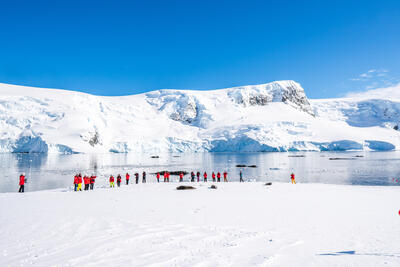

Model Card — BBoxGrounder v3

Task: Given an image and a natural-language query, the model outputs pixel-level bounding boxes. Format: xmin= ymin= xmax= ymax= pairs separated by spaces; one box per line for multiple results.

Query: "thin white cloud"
xmin=349 ymin=69 xmax=398 ymax=87
xmin=345 ymin=69 xmax=400 ymax=97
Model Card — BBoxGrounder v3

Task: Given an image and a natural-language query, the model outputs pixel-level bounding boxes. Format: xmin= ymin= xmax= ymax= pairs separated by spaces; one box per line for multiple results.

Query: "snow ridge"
xmin=0 ymin=81 xmax=399 ymax=153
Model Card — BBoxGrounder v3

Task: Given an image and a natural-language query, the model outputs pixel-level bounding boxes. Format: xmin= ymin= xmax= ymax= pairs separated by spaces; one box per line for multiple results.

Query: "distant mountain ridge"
xmin=0 ymin=81 xmax=399 ymax=153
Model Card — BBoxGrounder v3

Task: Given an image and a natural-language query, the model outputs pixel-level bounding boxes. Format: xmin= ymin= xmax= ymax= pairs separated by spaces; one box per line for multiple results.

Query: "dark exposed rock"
xmin=150 ymin=155 xmax=159 ymax=158
xmin=264 ymin=182 xmax=272 ymax=186
xmin=210 ymin=185 xmax=217 ymax=189
xmin=329 ymin=158 xmax=356 ymax=160
xmin=155 ymin=171 xmax=188 ymax=176
xmin=248 ymin=165 xmax=257 ymax=168
xmin=236 ymin=164 xmax=246 ymax=167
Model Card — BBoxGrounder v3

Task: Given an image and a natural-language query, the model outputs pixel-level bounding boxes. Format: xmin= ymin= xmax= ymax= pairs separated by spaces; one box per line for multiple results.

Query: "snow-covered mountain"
xmin=1 ymin=81 xmax=399 ymax=153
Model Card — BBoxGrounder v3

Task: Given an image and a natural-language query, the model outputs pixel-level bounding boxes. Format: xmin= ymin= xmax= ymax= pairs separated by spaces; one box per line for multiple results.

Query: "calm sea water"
xmin=1 ymin=151 xmax=400 ymax=193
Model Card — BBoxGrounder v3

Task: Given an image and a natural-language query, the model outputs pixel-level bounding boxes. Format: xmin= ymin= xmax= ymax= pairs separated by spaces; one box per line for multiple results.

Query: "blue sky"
xmin=0 ymin=0 xmax=399 ymax=98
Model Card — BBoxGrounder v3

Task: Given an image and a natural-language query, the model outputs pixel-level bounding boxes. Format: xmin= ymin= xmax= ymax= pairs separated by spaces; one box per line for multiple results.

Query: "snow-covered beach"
xmin=1 ymin=182 xmax=399 ymax=266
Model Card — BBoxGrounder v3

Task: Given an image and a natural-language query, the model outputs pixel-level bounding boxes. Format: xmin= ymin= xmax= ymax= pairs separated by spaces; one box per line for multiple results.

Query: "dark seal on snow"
xmin=176 ymin=185 xmax=196 ymax=190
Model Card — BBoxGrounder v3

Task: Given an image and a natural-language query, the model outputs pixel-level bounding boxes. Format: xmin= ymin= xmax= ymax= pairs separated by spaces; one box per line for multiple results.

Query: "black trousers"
xmin=117 ymin=181 xmax=121 ymax=187
xmin=136 ymin=178 xmax=139 ymax=184
xmin=126 ymin=180 xmax=129 ymax=185
xmin=240 ymin=178 xmax=244 ymax=182
xmin=19 ymin=185 xmax=24 ymax=192
xmin=90 ymin=183 xmax=94 ymax=190
xmin=142 ymin=178 xmax=146 ymax=183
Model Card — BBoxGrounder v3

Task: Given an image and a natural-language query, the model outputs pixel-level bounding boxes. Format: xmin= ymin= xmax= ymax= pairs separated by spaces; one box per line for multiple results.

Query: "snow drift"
xmin=0 ymin=81 xmax=399 ymax=153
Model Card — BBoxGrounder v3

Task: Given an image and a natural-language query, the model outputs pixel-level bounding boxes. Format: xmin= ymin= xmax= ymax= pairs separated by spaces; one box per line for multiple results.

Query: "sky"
xmin=0 ymin=0 xmax=399 ymax=98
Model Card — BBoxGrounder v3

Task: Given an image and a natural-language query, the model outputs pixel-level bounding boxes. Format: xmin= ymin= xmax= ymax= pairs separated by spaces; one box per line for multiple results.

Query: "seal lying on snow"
xmin=176 ymin=185 xmax=196 ymax=190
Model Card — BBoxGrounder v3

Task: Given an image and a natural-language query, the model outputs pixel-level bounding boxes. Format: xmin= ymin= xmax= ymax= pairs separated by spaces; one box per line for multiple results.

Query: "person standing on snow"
xmin=90 ymin=175 xmax=96 ymax=190
xmin=117 ymin=174 xmax=122 ymax=187
xmin=135 ymin=173 xmax=139 ymax=184
xmin=142 ymin=171 xmax=146 ymax=183
xmin=156 ymin=172 xmax=160 ymax=183
xmin=179 ymin=172 xmax=184 ymax=182
xmin=18 ymin=173 xmax=26 ymax=193
xmin=77 ymin=174 xmax=83 ymax=191
xmin=203 ymin=172 xmax=208 ymax=182
xmin=290 ymin=173 xmax=296 ymax=184
xmin=217 ymin=172 xmax=221 ymax=182
xmin=73 ymin=175 xmax=79 ymax=191
xmin=126 ymin=173 xmax=130 ymax=185
xmin=212 ymin=172 xmax=216 ymax=182
xmin=191 ymin=172 xmax=195 ymax=182
xmin=109 ymin=175 xmax=115 ymax=188
xmin=196 ymin=171 xmax=200 ymax=182
xmin=223 ymin=171 xmax=228 ymax=182
xmin=167 ymin=171 xmax=170 ymax=182
xmin=163 ymin=172 xmax=167 ymax=182
xmin=83 ymin=175 xmax=89 ymax=190
xmin=239 ymin=170 xmax=244 ymax=182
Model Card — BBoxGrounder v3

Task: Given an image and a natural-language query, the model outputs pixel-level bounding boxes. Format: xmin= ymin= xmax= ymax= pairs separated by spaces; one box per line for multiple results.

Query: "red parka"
xmin=90 ymin=176 xmax=96 ymax=184
xmin=109 ymin=176 xmax=114 ymax=182
xmin=126 ymin=173 xmax=130 ymax=180
xmin=19 ymin=175 xmax=25 ymax=185
xmin=217 ymin=172 xmax=221 ymax=179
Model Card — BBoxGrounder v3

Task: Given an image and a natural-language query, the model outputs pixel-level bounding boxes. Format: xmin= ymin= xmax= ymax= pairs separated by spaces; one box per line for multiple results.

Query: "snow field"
xmin=1 ymin=182 xmax=399 ymax=266
xmin=2 ymin=81 xmax=400 ymax=153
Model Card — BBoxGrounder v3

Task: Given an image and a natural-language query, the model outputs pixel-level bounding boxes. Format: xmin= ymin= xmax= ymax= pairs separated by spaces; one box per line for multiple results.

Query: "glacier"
xmin=0 ymin=80 xmax=399 ymax=153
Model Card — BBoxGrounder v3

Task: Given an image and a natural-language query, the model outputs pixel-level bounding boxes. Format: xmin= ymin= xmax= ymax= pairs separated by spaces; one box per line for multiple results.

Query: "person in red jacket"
xmin=77 ymin=174 xmax=83 ymax=191
xmin=212 ymin=172 xmax=216 ymax=182
xmin=179 ymin=172 xmax=184 ymax=182
xmin=290 ymin=173 xmax=296 ymax=184
xmin=90 ymin=175 xmax=96 ymax=190
xmin=117 ymin=174 xmax=122 ymax=187
xmin=223 ymin=171 xmax=228 ymax=182
xmin=217 ymin=172 xmax=221 ymax=182
xmin=109 ymin=175 xmax=115 ymax=188
xmin=19 ymin=173 xmax=25 ymax=193
xmin=73 ymin=175 xmax=79 ymax=191
xmin=84 ymin=176 xmax=90 ymax=190
xmin=203 ymin=172 xmax=207 ymax=182
xmin=156 ymin=172 xmax=160 ymax=183
xmin=126 ymin=173 xmax=130 ymax=185
xmin=167 ymin=172 xmax=170 ymax=182
xmin=196 ymin=171 xmax=200 ymax=182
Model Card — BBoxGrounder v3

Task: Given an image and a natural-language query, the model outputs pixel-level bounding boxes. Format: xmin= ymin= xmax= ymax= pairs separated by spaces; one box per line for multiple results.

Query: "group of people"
xmin=188 ymin=171 xmax=229 ymax=182
xmin=107 ymin=171 xmax=230 ymax=187
xmin=109 ymin=172 xmax=146 ymax=187
xmin=17 ymin=171 xmax=298 ymax=193
xmin=73 ymin=174 xmax=97 ymax=191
